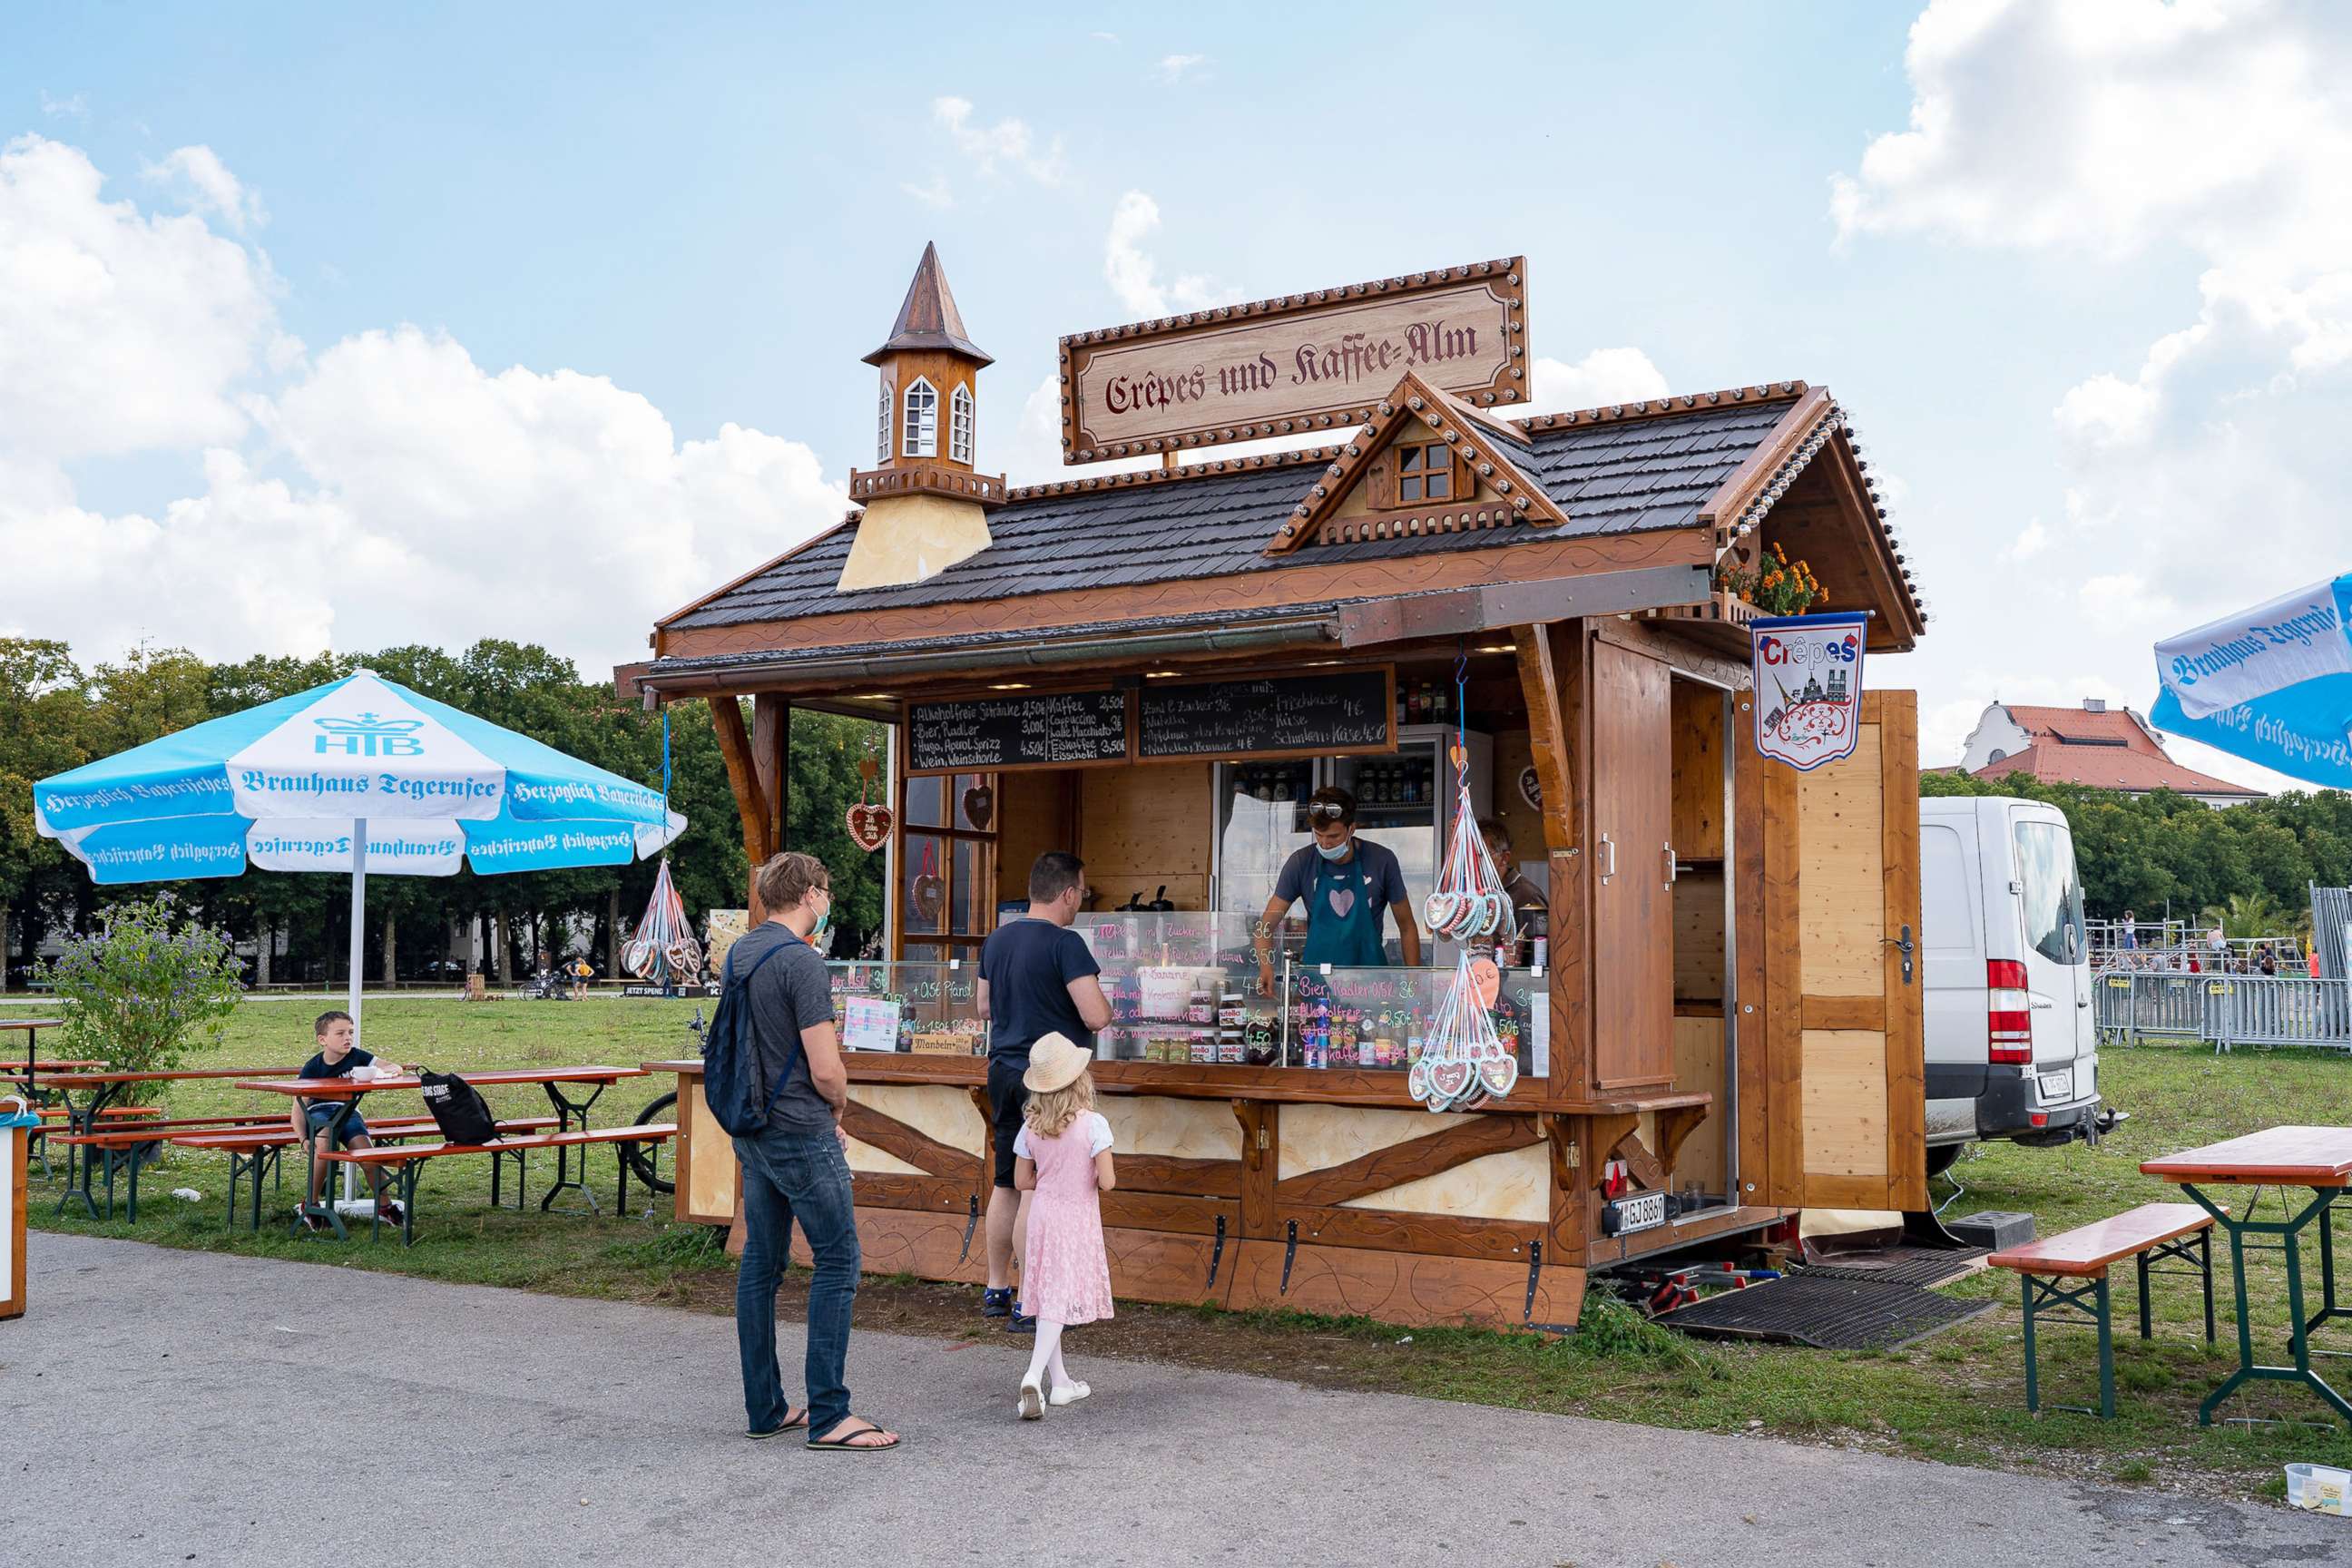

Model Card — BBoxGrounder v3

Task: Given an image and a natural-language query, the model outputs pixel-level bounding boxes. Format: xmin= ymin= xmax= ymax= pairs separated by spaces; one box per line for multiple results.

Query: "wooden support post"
xmin=751 ymin=694 xmax=788 ymax=859
xmin=709 ymin=695 xmax=773 ymax=920
xmin=1232 ymin=1099 xmax=1277 ymax=1239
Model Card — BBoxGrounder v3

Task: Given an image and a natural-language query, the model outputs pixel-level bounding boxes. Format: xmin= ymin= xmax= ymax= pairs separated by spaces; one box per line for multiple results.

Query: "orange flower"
xmin=1773 ymin=543 xmax=1788 ymax=564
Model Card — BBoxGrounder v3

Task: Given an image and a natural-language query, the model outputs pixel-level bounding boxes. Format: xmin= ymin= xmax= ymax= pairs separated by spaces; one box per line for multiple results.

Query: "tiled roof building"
xmin=1957 ymin=700 xmax=2262 ymax=803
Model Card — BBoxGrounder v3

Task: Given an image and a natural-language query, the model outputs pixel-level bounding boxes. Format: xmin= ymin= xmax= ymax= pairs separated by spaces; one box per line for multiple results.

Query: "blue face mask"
xmin=1316 ymin=837 xmax=1353 ymax=862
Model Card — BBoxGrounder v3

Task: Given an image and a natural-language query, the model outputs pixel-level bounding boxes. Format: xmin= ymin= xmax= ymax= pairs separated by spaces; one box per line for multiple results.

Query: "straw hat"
xmin=1021 ymin=1032 xmax=1091 ymax=1093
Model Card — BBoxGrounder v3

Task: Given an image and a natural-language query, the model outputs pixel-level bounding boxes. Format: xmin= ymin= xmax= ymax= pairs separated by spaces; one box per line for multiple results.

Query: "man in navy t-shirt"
xmin=976 ymin=850 xmax=1112 ymax=1323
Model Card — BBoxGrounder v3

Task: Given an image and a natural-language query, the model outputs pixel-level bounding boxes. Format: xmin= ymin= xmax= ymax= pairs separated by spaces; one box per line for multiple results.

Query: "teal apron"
xmin=1302 ymin=847 xmax=1387 ymax=967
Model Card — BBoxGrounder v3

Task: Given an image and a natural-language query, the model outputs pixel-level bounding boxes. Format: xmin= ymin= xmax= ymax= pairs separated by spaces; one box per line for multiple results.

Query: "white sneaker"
xmin=1048 ymin=1381 xmax=1091 ymax=1406
xmin=1017 ymin=1378 xmax=1044 ymax=1421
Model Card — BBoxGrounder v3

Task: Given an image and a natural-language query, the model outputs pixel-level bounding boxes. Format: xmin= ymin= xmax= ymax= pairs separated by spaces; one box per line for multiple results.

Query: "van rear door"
xmin=2009 ymin=808 xmax=2090 ymax=1088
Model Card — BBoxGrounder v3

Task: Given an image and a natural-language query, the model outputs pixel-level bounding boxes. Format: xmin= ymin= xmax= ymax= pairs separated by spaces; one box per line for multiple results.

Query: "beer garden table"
xmin=34 ymin=1067 xmax=300 ymax=1215
xmin=0 ymin=1017 xmax=66 ymax=1096
xmin=2141 ymin=1125 xmax=2352 ymax=1427
xmin=235 ymin=1065 xmax=651 ymax=1238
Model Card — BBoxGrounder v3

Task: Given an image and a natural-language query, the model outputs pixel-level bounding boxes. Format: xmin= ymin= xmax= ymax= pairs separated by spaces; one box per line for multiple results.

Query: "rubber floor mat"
xmin=1655 ymin=1274 xmax=1994 ymax=1351
xmin=1794 ymin=1244 xmax=1987 ymax=1289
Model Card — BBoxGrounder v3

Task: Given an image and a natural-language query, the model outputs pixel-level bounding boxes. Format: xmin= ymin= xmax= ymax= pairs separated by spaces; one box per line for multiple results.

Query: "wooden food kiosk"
xmin=632 ymin=247 xmax=1929 ymax=1328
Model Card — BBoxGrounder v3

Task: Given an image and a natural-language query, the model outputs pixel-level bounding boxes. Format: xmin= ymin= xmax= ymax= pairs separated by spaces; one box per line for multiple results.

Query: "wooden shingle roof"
xmin=665 ymin=394 xmax=1799 ymax=632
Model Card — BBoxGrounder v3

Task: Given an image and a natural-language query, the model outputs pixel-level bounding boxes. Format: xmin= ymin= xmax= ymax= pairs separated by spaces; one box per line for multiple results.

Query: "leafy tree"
xmin=36 ymin=895 xmax=245 ymax=1075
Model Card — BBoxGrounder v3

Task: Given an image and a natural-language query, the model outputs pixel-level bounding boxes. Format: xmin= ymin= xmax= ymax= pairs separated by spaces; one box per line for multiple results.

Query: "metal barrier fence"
xmin=2096 ymin=971 xmax=2352 ymax=1052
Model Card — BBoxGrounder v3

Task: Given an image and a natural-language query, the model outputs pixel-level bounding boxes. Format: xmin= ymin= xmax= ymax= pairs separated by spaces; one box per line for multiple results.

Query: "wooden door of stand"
xmin=1591 ymin=640 xmax=1673 ymax=1090
xmin=1760 ymin=689 xmax=1928 ymax=1211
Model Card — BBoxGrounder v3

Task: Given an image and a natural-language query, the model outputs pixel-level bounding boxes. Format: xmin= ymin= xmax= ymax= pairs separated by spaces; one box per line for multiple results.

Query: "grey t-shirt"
xmin=727 ymin=921 xmax=838 ymax=1137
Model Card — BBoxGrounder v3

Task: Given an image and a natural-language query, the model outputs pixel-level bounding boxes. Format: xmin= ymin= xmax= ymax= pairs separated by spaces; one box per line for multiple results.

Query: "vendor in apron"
xmin=1254 ymin=786 xmax=1423 ymax=994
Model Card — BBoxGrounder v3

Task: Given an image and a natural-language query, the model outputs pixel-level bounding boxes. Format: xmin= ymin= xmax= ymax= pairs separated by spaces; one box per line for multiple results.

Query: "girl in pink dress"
xmin=1011 ymin=1033 xmax=1115 ymax=1418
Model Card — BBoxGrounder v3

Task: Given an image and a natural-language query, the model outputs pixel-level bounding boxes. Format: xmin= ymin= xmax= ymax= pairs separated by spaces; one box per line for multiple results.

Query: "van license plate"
xmin=2040 ymin=1070 xmax=2073 ymax=1101
xmin=1602 ymin=1190 xmax=1668 ymax=1238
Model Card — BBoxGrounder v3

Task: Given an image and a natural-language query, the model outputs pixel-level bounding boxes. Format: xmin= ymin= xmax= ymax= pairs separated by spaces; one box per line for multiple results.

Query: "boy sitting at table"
xmin=293 ymin=1010 xmax=406 ymax=1230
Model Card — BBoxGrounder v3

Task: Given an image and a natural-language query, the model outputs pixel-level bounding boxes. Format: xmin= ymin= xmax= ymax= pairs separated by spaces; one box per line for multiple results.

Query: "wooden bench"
xmin=174 ymin=1115 xmax=562 ymax=1230
xmin=321 ymin=1123 xmax=676 ymax=1245
xmin=1989 ymin=1201 xmax=2219 ymax=1418
xmin=52 ymin=1115 xmax=560 ymax=1226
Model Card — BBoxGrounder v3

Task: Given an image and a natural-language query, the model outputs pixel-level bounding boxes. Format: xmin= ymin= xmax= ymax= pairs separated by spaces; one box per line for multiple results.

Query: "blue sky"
xmin=6 ymin=2 xmax=2347 ymax=788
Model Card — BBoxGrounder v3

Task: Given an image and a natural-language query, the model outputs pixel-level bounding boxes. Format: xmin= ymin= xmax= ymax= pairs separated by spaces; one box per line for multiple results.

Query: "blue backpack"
xmin=701 ymin=932 xmax=804 ymax=1138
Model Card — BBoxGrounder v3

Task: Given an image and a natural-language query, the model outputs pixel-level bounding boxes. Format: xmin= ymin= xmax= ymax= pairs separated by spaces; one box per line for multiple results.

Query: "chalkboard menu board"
xmin=906 ymin=689 xmax=1130 ymax=774
xmin=1139 ymin=668 xmax=1393 ymax=760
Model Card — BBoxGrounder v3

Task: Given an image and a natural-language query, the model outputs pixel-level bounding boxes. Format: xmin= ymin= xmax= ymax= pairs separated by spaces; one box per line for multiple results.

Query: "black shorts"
xmin=986 ymin=1056 xmax=1028 ymax=1190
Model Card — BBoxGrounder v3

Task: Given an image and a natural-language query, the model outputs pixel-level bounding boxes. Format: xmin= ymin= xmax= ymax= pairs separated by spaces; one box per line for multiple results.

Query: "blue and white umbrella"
xmin=33 ymin=669 xmax=686 ymax=1030
xmin=2151 ymin=573 xmax=2352 ymax=790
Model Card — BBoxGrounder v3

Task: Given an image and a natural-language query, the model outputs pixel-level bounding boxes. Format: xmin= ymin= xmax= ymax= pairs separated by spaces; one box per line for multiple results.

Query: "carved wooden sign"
xmin=1059 ymin=259 xmax=1527 ymax=464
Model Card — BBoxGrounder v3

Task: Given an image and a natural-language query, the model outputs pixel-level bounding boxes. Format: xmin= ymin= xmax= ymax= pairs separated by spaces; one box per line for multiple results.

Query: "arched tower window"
xmin=902 ymin=377 xmax=937 ymax=459
xmin=877 ymin=377 xmax=894 ymax=463
xmin=949 ymin=383 xmax=975 ymax=465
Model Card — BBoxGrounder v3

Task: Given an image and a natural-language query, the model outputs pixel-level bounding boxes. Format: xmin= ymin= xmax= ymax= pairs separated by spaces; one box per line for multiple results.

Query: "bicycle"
xmin=619 ymin=1007 xmax=702 ymax=1198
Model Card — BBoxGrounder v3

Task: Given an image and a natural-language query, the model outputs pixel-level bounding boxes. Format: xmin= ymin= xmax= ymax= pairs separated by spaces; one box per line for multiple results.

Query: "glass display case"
xmin=1284 ymin=963 xmax=1546 ymax=1079
xmin=827 ymin=960 xmax=985 ymax=1055
xmin=828 ymin=926 xmax=1546 ymax=1096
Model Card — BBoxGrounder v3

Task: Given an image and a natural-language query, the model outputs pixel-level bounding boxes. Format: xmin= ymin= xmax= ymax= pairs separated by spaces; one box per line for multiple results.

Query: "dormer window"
xmin=949 ymin=383 xmax=975 ymax=465
xmin=1396 ymin=441 xmax=1453 ymax=503
xmin=902 ymin=377 xmax=938 ymax=459
xmin=877 ymin=377 xmax=894 ymax=463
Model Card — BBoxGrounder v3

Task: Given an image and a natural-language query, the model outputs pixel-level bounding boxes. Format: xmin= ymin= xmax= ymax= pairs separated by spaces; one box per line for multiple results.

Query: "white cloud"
xmin=1525 ymin=348 xmax=1671 ymax=413
xmin=39 ymin=91 xmax=88 ymax=122
xmin=930 ymin=96 xmax=1066 ymax=187
xmin=1836 ymin=1 xmax=2352 ymax=790
xmin=2076 ymin=571 xmax=2173 ymax=635
xmin=1999 ymin=517 xmax=2050 ymax=563
xmin=1102 ymin=190 xmax=1231 ymax=318
xmin=0 ymin=135 xmax=271 ymax=460
xmin=1089 ymin=31 xmax=1119 ymax=43
xmin=142 ymin=143 xmax=266 ymax=233
xmin=0 ymin=138 xmax=847 ymax=671
xmin=1158 ymin=54 xmax=1209 ymax=82
xmin=899 ymin=172 xmax=954 ymax=210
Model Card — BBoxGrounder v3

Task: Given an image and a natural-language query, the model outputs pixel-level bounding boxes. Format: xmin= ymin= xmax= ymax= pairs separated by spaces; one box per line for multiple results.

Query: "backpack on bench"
xmin=418 ymin=1070 xmax=501 ymax=1146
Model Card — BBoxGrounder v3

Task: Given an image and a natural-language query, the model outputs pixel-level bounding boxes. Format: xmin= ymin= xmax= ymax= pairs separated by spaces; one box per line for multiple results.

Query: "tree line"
xmin=1920 ymin=769 xmax=2351 ymax=935
xmin=0 ymin=638 xmax=887 ymax=987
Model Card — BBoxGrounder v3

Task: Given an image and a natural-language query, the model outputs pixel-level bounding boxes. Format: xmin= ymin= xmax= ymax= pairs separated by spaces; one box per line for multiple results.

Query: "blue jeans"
xmin=732 ymin=1127 xmax=859 ymax=1436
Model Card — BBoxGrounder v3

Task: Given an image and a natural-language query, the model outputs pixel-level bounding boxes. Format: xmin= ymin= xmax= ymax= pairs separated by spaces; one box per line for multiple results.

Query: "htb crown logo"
xmin=314 ymin=713 xmax=425 ymax=758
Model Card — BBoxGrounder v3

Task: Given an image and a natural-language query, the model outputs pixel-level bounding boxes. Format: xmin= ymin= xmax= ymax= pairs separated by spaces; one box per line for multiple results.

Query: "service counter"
xmin=650 ymin=940 xmax=1758 ymax=1330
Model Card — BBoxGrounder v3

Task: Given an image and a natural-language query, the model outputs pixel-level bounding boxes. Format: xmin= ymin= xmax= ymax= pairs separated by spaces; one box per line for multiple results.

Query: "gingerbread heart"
xmin=845 ymin=801 xmax=893 ymax=853
xmin=1478 ymin=1054 xmax=1520 ymax=1098
xmin=960 ymin=784 xmax=994 ymax=830
xmin=1430 ymin=1058 xmax=1473 ymax=1102
xmin=911 ymin=872 xmax=946 ymax=923
xmin=1406 ymin=1057 xmax=1433 ymax=1103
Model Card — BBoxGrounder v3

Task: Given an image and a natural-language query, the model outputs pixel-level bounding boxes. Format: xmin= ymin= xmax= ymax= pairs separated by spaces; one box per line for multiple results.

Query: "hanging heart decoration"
xmin=960 ymin=783 xmax=995 ymax=830
xmin=910 ymin=838 xmax=945 ymax=923
xmin=845 ymin=752 xmax=890 ymax=853
xmin=911 ymin=873 xmax=946 ymax=923
xmin=846 ymin=801 xmax=893 ymax=853
xmin=1518 ymin=765 xmax=1544 ymax=812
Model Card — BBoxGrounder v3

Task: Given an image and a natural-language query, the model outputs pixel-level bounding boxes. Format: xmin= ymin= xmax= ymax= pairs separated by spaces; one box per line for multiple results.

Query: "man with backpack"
xmin=715 ymin=851 xmax=899 ymax=1451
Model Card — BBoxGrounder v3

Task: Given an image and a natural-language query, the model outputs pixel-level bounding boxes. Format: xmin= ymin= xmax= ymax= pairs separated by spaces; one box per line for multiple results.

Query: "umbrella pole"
xmin=344 ymin=819 xmax=368 ymax=1206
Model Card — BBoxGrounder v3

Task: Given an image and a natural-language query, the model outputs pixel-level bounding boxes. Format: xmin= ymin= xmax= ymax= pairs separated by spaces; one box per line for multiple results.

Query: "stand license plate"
xmin=1602 ymin=1190 xmax=1668 ymax=1238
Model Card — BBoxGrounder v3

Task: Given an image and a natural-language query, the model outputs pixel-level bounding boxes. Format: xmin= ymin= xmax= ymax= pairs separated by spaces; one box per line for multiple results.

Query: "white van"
xmin=1918 ymin=796 xmax=2106 ymax=1173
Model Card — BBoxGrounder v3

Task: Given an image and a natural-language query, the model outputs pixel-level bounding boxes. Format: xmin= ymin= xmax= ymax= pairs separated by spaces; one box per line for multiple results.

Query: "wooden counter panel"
xmin=1223 ymin=1238 xmax=1583 ymax=1329
xmin=1278 ymin=1204 xmax=1543 ymax=1264
xmin=792 ymin=1207 xmax=988 ymax=1286
xmin=1101 ymin=1190 xmax=1235 ymax=1237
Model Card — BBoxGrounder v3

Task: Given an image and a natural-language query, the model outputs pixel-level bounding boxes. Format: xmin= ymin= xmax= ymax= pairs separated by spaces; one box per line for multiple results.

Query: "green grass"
xmin=13 ymin=996 xmax=2352 ymax=1501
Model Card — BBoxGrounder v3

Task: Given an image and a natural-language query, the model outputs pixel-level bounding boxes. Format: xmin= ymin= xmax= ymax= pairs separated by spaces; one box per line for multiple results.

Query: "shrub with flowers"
xmin=1716 ymin=542 xmax=1827 ymax=615
xmin=35 ymin=896 xmax=246 ymax=1077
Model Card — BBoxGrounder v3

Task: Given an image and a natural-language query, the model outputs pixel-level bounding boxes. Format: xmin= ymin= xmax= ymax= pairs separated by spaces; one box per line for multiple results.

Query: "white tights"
xmin=1023 ymin=1317 xmax=1074 ymax=1391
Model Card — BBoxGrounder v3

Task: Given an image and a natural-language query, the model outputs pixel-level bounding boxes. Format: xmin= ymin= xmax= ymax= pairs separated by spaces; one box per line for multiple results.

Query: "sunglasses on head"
xmin=1308 ymin=802 xmax=1349 ymax=823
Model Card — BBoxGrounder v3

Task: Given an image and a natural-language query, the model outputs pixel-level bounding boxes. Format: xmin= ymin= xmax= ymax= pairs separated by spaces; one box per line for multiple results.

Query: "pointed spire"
xmin=862 ymin=241 xmax=994 ymax=367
